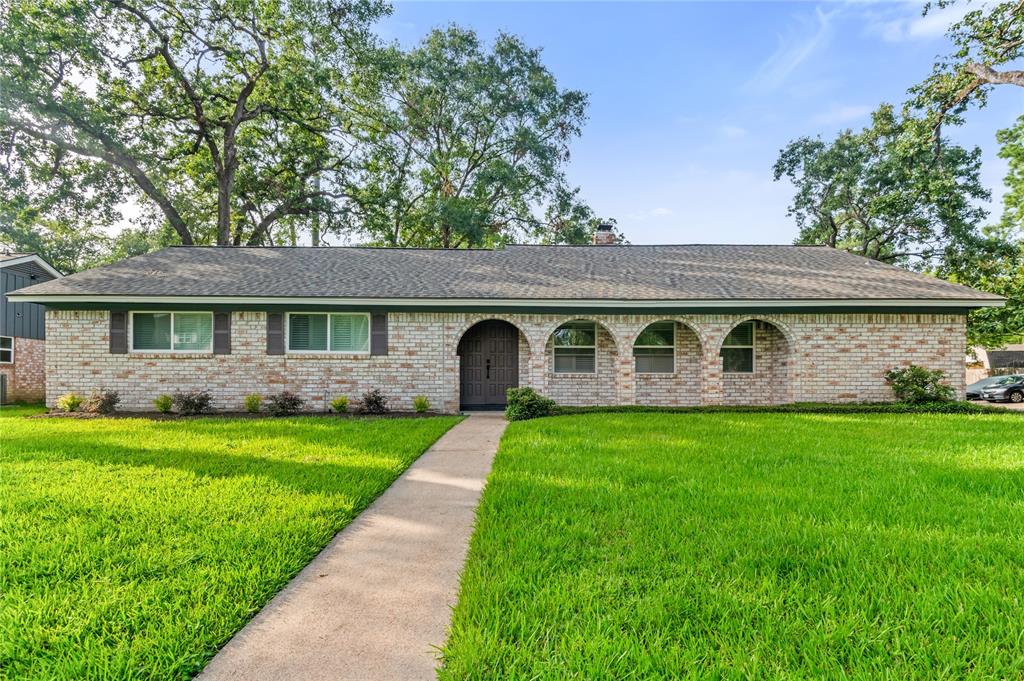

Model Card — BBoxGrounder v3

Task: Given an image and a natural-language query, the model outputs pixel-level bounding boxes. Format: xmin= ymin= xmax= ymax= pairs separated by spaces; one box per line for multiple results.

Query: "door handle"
xmin=486 ymin=358 xmax=491 ymax=379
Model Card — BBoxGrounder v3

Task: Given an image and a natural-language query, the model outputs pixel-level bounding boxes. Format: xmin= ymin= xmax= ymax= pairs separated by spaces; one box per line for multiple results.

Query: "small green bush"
xmin=153 ymin=394 xmax=173 ymax=414
xmin=413 ymin=395 xmax=431 ymax=413
xmin=55 ymin=393 xmax=83 ymax=413
xmin=357 ymin=389 xmax=389 ymax=415
xmin=267 ymin=390 xmax=304 ymax=416
xmin=505 ymin=387 xmax=556 ymax=421
xmin=172 ymin=390 xmax=213 ymax=416
xmin=244 ymin=393 xmax=262 ymax=414
xmin=331 ymin=395 xmax=349 ymax=414
xmin=83 ymin=389 xmax=120 ymax=414
xmin=884 ymin=365 xmax=955 ymax=404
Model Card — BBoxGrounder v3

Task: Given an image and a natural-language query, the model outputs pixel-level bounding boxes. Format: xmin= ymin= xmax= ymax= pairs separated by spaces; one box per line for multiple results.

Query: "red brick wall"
xmin=0 ymin=336 xmax=46 ymax=403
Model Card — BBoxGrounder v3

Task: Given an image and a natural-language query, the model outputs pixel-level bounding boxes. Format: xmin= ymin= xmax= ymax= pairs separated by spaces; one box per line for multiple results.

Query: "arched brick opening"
xmin=455 ymin=319 xmax=531 ymax=410
xmin=631 ymin=319 xmax=705 ymax=407
xmin=543 ymin=318 xmax=620 ymax=406
xmin=715 ymin=318 xmax=795 ymax=406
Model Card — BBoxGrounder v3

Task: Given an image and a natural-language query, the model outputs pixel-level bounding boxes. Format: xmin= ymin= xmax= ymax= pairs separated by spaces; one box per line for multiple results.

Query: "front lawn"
xmin=0 ymin=408 xmax=460 ymax=679
xmin=442 ymin=413 xmax=1024 ymax=678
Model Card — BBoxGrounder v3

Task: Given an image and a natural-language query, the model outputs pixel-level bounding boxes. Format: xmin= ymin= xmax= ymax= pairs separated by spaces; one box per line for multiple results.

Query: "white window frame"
xmin=0 ymin=336 xmax=13 ymax=364
xmin=285 ymin=312 xmax=371 ymax=355
xmin=633 ymin=322 xmax=675 ymax=374
xmin=129 ymin=311 xmax=214 ymax=353
xmin=721 ymin=321 xmax=756 ymax=374
xmin=552 ymin=321 xmax=597 ymax=374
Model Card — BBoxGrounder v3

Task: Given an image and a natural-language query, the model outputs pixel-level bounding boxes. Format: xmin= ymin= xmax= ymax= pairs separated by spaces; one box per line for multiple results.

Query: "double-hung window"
xmin=720 ymin=321 xmax=755 ymax=373
xmin=634 ymin=322 xmax=674 ymax=373
xmin=131 ymin=312 xmax=213 ymax=352
xmin=287 ymin=313 xmax=370 ymax=353
xmin=553 ymin=321 xmax=596 ymax=373
xmin=0 ymin=336 xmax=12 ymax=363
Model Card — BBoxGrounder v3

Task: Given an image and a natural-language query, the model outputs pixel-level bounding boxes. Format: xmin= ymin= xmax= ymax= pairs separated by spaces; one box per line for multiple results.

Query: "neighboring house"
xmin=9 ymin=230 xmax=1004 ymax=412
xmin=0 ymin=253 xmax=63 ymax=403
xmin=966 ymin=344 xmax=1024 ymax=383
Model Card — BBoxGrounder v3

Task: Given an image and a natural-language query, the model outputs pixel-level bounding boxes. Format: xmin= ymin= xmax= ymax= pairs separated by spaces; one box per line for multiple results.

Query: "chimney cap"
xmin=596 ymin=222 xmax=613 ymax=232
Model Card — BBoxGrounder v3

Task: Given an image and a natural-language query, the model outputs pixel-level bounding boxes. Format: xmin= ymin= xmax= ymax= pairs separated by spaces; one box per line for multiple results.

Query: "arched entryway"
xmin=457 ymin=320 xmax=523 ymax=410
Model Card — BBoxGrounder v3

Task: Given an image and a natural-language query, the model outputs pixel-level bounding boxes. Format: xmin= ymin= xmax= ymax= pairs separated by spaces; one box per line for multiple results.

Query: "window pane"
xmin=173 ymin=313 xmax=212 ymax=351
xmin=721 ymin=347 xmax=753 ymax=373
xmin=133 ymin=313 xmax=171 ymax=350
xmin=635 ymin=346 xmax=674 ymax=373
xmin=636 ymin=322 xmax=674 ymax=347
xmin=0 ymin=337 xmax=11 ymax=350
xmin=554 ymin=348 xmax=595 ymax=373
xmin=330 ymin=314 xmax=370 ymax=352
xmin=553 ymin=322 xmax=595 ymax=347
xmin=289 ymin=314 xmax=328 ymax=351
xmin=723 ymin=321 xmax=754 ymax=347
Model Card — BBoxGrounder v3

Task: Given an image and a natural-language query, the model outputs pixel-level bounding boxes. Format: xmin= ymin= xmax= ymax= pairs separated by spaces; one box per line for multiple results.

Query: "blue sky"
xmin=376 ymin=1 xmax=1023 ymax=245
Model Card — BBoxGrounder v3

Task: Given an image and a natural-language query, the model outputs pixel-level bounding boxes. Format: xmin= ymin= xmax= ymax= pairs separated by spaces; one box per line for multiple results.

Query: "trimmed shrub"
xmin=153 ymin=394 xmax=173 ymax=414
xmin=267 ymin=391 xmax=304 ymax=416
xmin=505 ymin=387 xmax=556 ymax=421
xmin=244 ymin=393 xmax=262 ymax=414
xmin=172 ymin=390 xmax=213 ymax=416
xmin=884 ymin=365 xmax=955 ymax=404
xmin=55 ymin=393 xmax=83 ymax=413
xmin=357 ymin=389 xmax=388 ymax=415
xmin=331 ymin=395 xmax=349 ymax=414
xmin=549 ymin=401 xmax=1007 ymax=417
xmin=412 ymin=395 xmax=431 ymax=413
xmin=83 ymin=389 xmax=120 ymax=414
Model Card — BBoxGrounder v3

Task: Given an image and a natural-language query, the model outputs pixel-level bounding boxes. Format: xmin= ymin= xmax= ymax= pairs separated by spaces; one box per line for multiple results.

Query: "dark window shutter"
xmin=110 ymin=311 xmax=127 ymax=354
xmin=213 ymin=312 xmax=231 ymax=355
xmin=370 ymin=312 xmax=388 ymax=356
xmin=266 ymin=312 xmax=285 ymax=355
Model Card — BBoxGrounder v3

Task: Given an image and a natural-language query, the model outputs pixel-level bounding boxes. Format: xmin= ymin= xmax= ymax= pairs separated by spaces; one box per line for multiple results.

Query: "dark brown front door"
xmin=458 ymin=320 xmax=519 ymax=409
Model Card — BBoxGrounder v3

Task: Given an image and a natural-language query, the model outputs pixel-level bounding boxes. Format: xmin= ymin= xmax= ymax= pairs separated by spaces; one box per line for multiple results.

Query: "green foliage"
xmin=0 ymin=0 xmax=387 ymax=247
xmin=171 ymin=390 xmax=212 ymax=416
xmin=884 ymin=365 xmax=956 ymax=404
xmin=504 ymin=387 xmax=556 ymax=421
xmin=82 ymin=389 xmax=119 ymax=415
xmin=442 ymin=413 xmax=1024 ymax=677
xmin=331 ymin=395 xmax=350 ymax=414
xmin=267 ymin=391 xmax=305 ymax=416
xmin=356 ymin=389 xmax=388 ymax=415
xmin=412 ymin=395 xmax=430 ymax=413
xmin=345 ymin=26 xmax=598 ymax=248
xmin=153 ymin=394 xmax=173 ymax=414
xmin=996 ymin=116 xmax=1024 ymax=229
xmin=54 ymin=393 xmax=82 ymax=413
xmin=774 ymin=105 xmax=991 ymax=273
xmin=0 ymin=411 xmax=460 ymax=677
xmin=552 ymin=400 xmax=1010 ymax=416
xmin=244 ymin=393 xmax=263 ymax=414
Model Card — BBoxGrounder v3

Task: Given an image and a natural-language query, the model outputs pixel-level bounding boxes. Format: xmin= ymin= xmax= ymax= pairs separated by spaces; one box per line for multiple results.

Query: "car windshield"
xmin=990 ymin=375 xmax=1022 ymax=386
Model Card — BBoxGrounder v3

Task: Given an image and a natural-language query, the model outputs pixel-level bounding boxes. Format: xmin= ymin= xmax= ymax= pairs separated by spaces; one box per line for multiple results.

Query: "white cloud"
xmin=864 ymin=2 xmax=971 ymax=43
xmin=717 ymin=124 xmax=749 ymax=139
xmin=650 ymin=207 xmax=673 ymax=217
xmin=810 ymin=103 xmax=874 ymax=126
xmin=745 ymin=6 xmax=838 ymax=94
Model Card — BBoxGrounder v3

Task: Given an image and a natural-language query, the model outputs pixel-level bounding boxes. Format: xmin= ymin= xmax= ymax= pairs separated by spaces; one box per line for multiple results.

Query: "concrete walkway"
xmin=198 ymin=413 xmax=507 ymax=681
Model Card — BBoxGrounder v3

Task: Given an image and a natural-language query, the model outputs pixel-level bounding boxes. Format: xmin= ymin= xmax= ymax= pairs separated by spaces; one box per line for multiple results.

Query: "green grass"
xmin=0 ymin=407 xmax=460 ymax=679
xmin=442 ymin=413 xmax=1024 ymax=679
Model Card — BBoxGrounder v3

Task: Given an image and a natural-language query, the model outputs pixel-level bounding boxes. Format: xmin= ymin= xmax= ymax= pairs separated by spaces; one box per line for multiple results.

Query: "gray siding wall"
xmin=1 ymin=270 xmax=51 ymax=339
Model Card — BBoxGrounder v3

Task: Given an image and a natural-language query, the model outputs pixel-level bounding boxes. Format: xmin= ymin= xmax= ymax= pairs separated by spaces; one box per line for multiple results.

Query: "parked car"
xmin=966 ymin=375 xmax=1015 ymax=400
xmin=980 ymin=375 xmax=1024 ymax=404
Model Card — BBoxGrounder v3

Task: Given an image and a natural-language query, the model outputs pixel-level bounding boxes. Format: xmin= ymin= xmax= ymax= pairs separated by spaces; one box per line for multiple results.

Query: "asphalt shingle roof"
xmin=12 ymin=244 xmax=1002 ymax=303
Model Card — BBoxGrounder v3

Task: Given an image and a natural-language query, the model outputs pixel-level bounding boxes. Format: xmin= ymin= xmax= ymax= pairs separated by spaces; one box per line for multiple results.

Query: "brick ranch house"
xmin=8 ymin=235 xmax=1004 ymax=413
xmin=1 ymin=253 xmax=63 ymax=403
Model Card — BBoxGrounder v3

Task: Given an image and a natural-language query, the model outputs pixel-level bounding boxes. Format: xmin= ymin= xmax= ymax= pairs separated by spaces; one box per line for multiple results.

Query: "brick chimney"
xmin=593 ymin=222 xmax=616 ymax=245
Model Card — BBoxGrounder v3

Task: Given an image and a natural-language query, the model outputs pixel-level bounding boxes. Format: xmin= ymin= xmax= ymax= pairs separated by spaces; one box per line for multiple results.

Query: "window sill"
xmin=285 ymin=352 xmax=372 ymax=360
xmin=551 ymin=372 xmax=598 ymax=377
xmin=128 ymin=352 xmax=215 ymax=359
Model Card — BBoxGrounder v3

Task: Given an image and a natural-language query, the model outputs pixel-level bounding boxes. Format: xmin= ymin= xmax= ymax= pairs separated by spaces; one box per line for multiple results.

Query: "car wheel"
xmin=1010 ymin=390 xmax=1024 ymax=404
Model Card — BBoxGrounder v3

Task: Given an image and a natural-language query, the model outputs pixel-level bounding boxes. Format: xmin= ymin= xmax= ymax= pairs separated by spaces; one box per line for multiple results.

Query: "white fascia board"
xmin=4 ymin=294 xmax=1006 ymax=308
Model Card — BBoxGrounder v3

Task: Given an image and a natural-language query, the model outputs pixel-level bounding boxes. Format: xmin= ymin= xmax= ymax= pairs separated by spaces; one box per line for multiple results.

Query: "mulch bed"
xmin=30 ymin=411 xmax=442 ymax=420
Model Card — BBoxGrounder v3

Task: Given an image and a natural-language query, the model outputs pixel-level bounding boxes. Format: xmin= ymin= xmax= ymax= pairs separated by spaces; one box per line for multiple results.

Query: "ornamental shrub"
xmin=357 ymin=389 xmax=389 ymax=415
xmin=505 ymin=387 xmax=556 ymax=421
xmin=412 ymin=395 xmax=430 ymax=413
xmin=83 ymin=389 xmax=120 ymax=414
xmin=267 ymin=390 xmax=304 ymax=416
xmin=244 ymin=393 xmax=262 ymax=414
xmin=884 ymin=365 xmax=955 ymax=404
xmin=331 ymin=395 xmax=349 ymax=414
xmin=153 ymin=394 xmax=173 ymax=414
xmin=172 ymin=390 xmax=213 ymax=416
xmin=56 ymin=393 xmax=83 ymax=413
